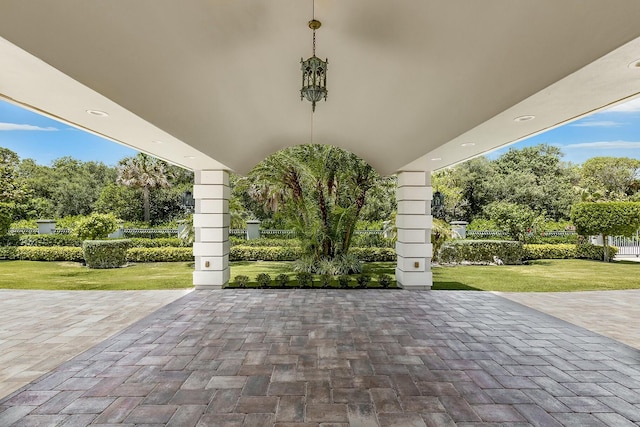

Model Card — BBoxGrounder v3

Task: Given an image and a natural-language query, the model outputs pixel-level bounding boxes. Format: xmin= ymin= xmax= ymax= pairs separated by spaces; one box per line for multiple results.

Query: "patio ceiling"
xmin=1 ymin=1 xmax=640 ymax=175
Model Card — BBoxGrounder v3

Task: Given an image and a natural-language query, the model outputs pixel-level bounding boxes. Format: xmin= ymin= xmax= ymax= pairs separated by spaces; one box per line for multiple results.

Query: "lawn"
xmin=0 ymin=259 xmax=638 ymax=291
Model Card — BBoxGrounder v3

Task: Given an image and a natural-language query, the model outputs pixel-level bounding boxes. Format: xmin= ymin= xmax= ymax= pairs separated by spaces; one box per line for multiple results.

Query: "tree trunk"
xmin=143 ymin=186 xmax=150 ymax=222
xmin=603 ymin=234 xmax=610 ymax=262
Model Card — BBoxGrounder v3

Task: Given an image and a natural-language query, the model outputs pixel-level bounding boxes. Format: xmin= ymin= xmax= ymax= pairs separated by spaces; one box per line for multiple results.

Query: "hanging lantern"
xmin=300 ymin=19 xmax=327 ymax=112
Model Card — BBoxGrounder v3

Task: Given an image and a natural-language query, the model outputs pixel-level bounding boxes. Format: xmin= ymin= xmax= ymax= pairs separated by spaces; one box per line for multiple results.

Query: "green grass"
xmin=0 ymin=259 xmax=638 ymax=292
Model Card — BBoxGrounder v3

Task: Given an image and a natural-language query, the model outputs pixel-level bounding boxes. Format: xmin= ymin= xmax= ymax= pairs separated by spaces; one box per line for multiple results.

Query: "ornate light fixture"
xmin=301 ymin=18 xmax=328 ymax=112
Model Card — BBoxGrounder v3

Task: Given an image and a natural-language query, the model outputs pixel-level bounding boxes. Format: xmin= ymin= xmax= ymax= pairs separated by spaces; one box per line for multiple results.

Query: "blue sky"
xmin=1 ymin=98 xmax=640 ymax=167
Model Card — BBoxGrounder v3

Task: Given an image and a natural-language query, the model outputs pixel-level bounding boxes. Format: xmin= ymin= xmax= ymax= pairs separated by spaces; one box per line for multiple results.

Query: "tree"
xmin=579 ymin=157 xmax=640 ymax=201
xmin=245 ymin=145 xmax=381 ymax=267
xmin=117 ymin=154 xmax=171 ymax=222
xmin=484 ymin=201 xmax=545 ymax=243
xmin=0 ymin=148 xmax=23 ymax=203
xmin=571 ymin=201 xmax=640 ymax=262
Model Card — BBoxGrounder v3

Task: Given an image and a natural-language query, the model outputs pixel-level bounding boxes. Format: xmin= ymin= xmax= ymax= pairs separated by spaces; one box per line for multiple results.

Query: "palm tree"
xmin=117 ymin=154 xmax=170 ymax=222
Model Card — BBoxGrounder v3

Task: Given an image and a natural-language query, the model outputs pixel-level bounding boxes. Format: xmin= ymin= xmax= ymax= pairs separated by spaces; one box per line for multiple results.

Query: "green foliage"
xmin=117 ymin=153 xmax=171 ymax=222
xmin=94 ymin=184 xmax=143 ymax=221
xmin=467 ymin=218 xmax=499 ymax=231
xmin=431 ymin=218 xmax=452 ymax=261
xmin=73 ymin=213 xmax=119 ymax=240
xmin=320 ymin=274 xmax=332 ymax=288
xmin=1 ymin=148 xmax=23 ymax=203
xmin=338 ymin=275 xmax=351 ymax=288
xmin=1 ymin=246 xmax=85 ymax=262
xmin=239 ymin=238 xmax=302 ymax=247
xmin=571 ymin=202 xmax=640 ymax=238
xmin=126 ymin=247 xmax=193 ymax=262
xmin=351 ymin=233 xmax=394 ymax=248
xmin=17 ymin=234 xmax=83 ymax=247
xmin=234 ymin=275 xmax=250 ymax=288
xmin=231 ymin=245 xmax=302 ymax=261
xmin=579 ymin=157 xmax=640 ymax=201
xmin=127 ymin=237 xmax=189 ymax=248
xmin=0 ymin=203 xmax=14 ymax=236
xmin=256 ymin=273 xmax=272 ymax=288
xmin=82 ymin=240 xmax=130 ymax=269
xmin=439 ymin=240 xmax=524 ymax=264
xmin=348 ymin=247 xmax=395 ymax=262
xmin=523 ymin=244 xmax=576 ymax=260
xmin=275 ymin=273 xmax=290 ymax=287
xmin=295 ymin=271 xmax=313 ymax=288
xmin=356 ymin=274 xmax=372 ymax=288
xmin=484 ymin=201 xmax=544 ymax=243
xmin=575 ymin=243 xmax=619 ymax=261
xmin=0 ymin=235 xmax=20 ymax=246
xmin=378 ymin=273 xmax=392 ymax=288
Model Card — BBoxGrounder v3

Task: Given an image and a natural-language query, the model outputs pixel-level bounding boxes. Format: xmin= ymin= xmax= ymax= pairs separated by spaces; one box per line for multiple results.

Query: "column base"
xmin=396 ymin=268 xmax=432 ymax=290
xmin=193 ymin=269 xmax=229 ymax=289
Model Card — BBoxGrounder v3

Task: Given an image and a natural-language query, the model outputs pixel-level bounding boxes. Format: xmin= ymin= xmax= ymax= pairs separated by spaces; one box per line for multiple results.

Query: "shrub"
xmin=320 ymin=274 xmax=332 ymax=288
xmin=356 ymin=274 xmax=371 ymax=288
xmin=126 ymin=247 xmax=193 ymax=262
xmin=16 ymin=246 xmax=84 ymax=262
xmin=0 ymin=246 xmax=18 ymax=260
xmin=18 ymin=234 xmax=83 ymax=247
xmin=431 ymin=218 xmax=452 ymax=261
xmin=275 ymin=273 xmax=290 ymax=287
xmin=230 ymin=246 xmax=302 ymax=261
xmin=575 ymin=243 xmax=619 ymax=261
xmin=523 ymin=244 xmax=576 ymax=260
xmin=127 ymin=237 xmax=189 ymax=248
xmin=439 ymin=240 xmax=524 ymax=264
xmin=234 ymin=275 xmax=250 ymax=288
xmin=0 ymin=235 xmax=20 ymax=246
xmin=378 ymin=273 xmax=392 ymax=288
xmin=338 ymin=275 xmax=351 ymax=288
xmin=0 ymin=203 xmax=13 ymax=236
xmin=83 ymin=240 xmax=130 ymax=269
xmin=349 ymin=247 xmax=396 ymax=262
xmin=332 ymin=253 xmax=363 ymax=274
xmin=351 ymin=233 xmax=394 ymax=248
xmin=256 ymin=273 xmax=271 ymax=288
xmin=73 ymin=213 xmax=119 ymax=240
xmin=240 ymin=238 xmax=302 ymax=247
xmin=296 ymin=271 xmax=313 ymax=288
xmin=484 ymin=202 xmax=544 ymax=243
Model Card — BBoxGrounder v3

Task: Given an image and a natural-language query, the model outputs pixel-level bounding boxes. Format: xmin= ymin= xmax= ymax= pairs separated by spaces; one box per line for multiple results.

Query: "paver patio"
xmin=1 ymin=289 xmax=639 ymax=426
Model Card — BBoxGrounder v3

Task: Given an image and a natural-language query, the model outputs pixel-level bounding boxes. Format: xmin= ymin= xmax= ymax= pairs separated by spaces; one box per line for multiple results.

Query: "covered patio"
xmin=1 ymin=290 xmax=640 ymax=425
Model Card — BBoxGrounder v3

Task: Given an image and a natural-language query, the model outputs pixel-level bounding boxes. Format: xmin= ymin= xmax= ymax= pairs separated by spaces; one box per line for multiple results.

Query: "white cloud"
xmin=570 ymin=120 xmax=622 ymax=128
xmin=0 ymin=122 xmax=58 ymax=131
xmin=563 ymin=140 xmax=640 ymax=149
xmin=606 ymin=98 xmax=640 ymax=113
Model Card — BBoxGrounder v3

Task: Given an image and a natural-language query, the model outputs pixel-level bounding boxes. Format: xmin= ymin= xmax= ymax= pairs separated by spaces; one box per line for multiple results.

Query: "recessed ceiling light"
xmin=184 ymin=156 xmax=196 ymax=159
xmin=514 ymin=115 xmax=535 ymax=122
xmin=628 ymin=59 xmax=640 ymax=68
xmin=461 ymin=142 xmax=475 ymax=147
xmin=86 ymin=109 xmax=109 ymax=117
xmin=152 ymin=140 xmax=163 ymax=144
xmin=431 ymin=157 xmax=442 ymax=161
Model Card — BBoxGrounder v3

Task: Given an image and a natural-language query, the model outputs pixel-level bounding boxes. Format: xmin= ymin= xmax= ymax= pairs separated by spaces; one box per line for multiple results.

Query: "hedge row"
xmin=127 ymin=247 xmax=194 ymax=262
xmin=0 ymin=246 xmax=84 ymax=262
xmin=0 ymin=234 xmax=83 ymax=247
xmin=83 ymin=240 xmax=129 ymax=268
xmin=439 ymin=240 xmax=525 ymax=264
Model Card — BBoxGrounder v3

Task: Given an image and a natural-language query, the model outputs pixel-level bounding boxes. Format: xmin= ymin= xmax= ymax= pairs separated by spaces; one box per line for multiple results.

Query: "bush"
xmin=0 ymin=246 xmax=18 ymax=260
xmin=73 ymin=213 xmax=119 ymax=240
xmin=126 ymin=247 xmax=193 ymax=262
xmin=16 ymin=246 xmax=83 ymax=262
xmin=127 ymin=237 xmax=189 ymax=248
xmin=238 ymin=238 xmax=302 ymax=248
xmin=338 ymin=275 xmax=351 ymax=288
xmin=351 ymin=233 xmax=394 ymax=248
xmin=378 ymin=273 xmax=392 ymax=288
xmin=256 ymin=273 xmax=271 ymax=288
xmin=275 ymin=273 xmax=290 ymax=287
xmin=83 ymin=240 xmax=130 ymax=269
xmin=296 ymin=271 xmax=313 ymax=288
xmin=18 ymin=234 xmax=83 ymax=247
xmin=320 ymin=274 xmax=332 ymax=288
xmin=0 ymin=235 xmax=20 ymax=246
xmin=356 ymin=274 xmax=371 ymax=288
xmin=439 ymin=240 xmax=524 ymax=264
xmin=576 ymin=243 xmax=619 ymax=261
xmin=523 ymin=244 xmax=576 ymax=260
xmin=0 ymin=203 xmax=13 ymax=236
xmin=234 ymin=275 xmax=250 ymax=288
xmin=230 ymin=246 xmax=302 ymax=261
xmin=349 ymin=247 xmax=396 ymax=262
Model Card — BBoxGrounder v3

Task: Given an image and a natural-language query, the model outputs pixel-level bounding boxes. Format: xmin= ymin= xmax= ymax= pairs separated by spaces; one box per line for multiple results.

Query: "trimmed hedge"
xmin=230 ymin=245 xmax=301 ymax=261
xmin=126 ymin=247 xmax=193 ymax=262
xmin=576 ymin=243 xmax=618 ymax=261
xmin=126 ymin=237 xmax=190 ymax=248
xmin=0 ymin=246 xmax=83 ymax=261
xmin=349 ymin=247 xmax=396 ymax=262
xmin=233 ymin=238 xmax=302 ymax=248
xmin=439 ymin=240 xmax=524 ymax=264
xmin=17 ymin=234 xmax=83 ymax=247
xmin=523 ymin=244 xmax=575 ymax=260
xmin=83 ymin=240 xmax=130 ymax=269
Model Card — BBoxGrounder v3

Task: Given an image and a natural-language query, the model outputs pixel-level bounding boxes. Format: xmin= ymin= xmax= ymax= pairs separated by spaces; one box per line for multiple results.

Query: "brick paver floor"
xmin=1 ymin=289 xmax=639 ymax=426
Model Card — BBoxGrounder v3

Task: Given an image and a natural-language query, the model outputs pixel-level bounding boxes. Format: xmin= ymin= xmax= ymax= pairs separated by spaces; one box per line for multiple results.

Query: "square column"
xmin=395 ymin=171 xmax=433 ymax=290
xmin=192 ymin=170 xmax=230 ymax=289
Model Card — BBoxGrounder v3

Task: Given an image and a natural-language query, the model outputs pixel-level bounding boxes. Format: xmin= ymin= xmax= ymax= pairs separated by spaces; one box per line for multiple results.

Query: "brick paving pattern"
xmin=1 ymin=289 xmax=639 ymax=426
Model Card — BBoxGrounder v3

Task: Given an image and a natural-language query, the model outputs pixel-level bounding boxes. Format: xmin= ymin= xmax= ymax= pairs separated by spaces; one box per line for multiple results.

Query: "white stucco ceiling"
xmin=1 ymin=1 xmax=640 ymax=175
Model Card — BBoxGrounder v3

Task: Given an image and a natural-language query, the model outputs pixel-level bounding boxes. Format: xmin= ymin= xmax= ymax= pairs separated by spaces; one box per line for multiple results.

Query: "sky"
xmin=1 ymin=97 xmax=640 ymax=167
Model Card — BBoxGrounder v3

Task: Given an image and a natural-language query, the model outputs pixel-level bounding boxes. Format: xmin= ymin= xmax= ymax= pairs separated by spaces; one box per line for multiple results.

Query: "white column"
xmin=192 ymin=170 xmax=230 ymax=289
xmin=395 ymin=171 xmax=433 ymax=290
